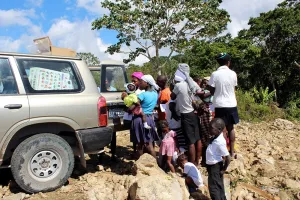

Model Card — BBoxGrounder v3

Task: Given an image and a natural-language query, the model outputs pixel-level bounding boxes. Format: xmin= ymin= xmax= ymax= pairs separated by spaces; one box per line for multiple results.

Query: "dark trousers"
xmin=207 ymin=162 xmax=226 ymax=200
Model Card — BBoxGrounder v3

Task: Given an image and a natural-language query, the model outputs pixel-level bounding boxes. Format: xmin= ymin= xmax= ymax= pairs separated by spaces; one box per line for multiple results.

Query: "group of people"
xmin=121 ymin=53 xmax=239 ymax=200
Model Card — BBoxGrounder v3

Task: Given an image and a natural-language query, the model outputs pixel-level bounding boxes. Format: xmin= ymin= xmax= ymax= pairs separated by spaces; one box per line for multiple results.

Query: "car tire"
xmin=11 ymin=133 xmax=74 ymax=193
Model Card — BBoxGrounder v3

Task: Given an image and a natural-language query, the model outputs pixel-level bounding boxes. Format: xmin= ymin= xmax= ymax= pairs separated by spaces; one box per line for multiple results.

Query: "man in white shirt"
xmin=208 ymin=53 xmax=239 ymax=158
xmin=206 ymin=118 xmax=231 ymax=200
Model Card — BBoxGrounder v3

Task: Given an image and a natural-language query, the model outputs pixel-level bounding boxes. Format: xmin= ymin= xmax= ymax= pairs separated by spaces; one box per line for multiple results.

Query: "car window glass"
xmin=0 ymin=58 xmax=18 ymax=95
xmin=105 ymin=66 xmax=126 ymax=92
xmin=17 ymin=59 xmax=81 ymax=93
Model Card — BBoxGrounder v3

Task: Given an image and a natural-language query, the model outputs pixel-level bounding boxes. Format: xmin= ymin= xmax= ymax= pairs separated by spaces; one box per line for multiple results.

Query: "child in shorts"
xmin=177 ymin=153 xmax=204 ymax=193
xmin=122 ymin=83 xmax=151 ymax=129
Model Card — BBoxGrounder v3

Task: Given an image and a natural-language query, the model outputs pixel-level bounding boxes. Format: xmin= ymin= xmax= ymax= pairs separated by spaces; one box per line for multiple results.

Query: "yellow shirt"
xmin=124 ymin=93 xmax=138 ymax=107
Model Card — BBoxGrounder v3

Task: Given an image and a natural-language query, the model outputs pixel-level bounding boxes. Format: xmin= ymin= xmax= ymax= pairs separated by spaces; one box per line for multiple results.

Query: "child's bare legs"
xmin=141 ymin=111 xmax=151 ymax=129
xmin=195 ymin=140 xmax=202 ymax=166
xmin=144 ymin=142 xmax=156 ymax=158
xmin=133 ymin=142 xmax=137 ymax=152
xmin=185 ymin=176 xmax=198 ymax=193
xmin=166 ymin=156 xmax=175 ymax=173
xmin=226 ymin=124 xmax=236 ymax=158
xmin=188 ymin=144 xmax=196 ymax=165
xmin=136 ymin=143 xmax=144 ymax=159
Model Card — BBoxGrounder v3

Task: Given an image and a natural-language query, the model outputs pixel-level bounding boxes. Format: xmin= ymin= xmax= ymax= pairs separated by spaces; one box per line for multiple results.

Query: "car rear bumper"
xmin=76 ymin=127 xmax=113 ymax=153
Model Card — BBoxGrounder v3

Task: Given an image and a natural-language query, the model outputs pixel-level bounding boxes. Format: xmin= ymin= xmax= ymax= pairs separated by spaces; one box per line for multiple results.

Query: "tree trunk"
xmin=270 ymin=74 xmax=277 ymax=102
xmin=155 ymin=43 xmax=161 ymax=75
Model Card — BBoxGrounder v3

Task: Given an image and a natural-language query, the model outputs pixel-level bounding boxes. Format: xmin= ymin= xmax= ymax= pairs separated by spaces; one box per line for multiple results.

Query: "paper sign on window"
xmin=28 ymin=67 xmax=74 ymax=90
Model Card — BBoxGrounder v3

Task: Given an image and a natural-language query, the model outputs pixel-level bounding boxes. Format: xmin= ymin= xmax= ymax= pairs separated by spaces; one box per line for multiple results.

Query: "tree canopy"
xmin=92 ymin=0 xmax=230 ymax=74
xmin=76 ymin=52 xmax=100 ymax=66
xmin=126 ymin=0 xmax=299 ymax=111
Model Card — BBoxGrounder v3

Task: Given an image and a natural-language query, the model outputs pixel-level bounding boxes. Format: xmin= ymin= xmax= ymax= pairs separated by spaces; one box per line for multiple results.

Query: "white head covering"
xmin=204 ymin=76 xmax=210 ymax=81
xmin=141 ymin=75 xmax=160 ymax=90
xmin=125 ymin=83 xmax=136 ymax=94
xmin=174 ymin=69 xmax=186 ymax=82
xmin=177 ymin=63 xmax=200 ymax=94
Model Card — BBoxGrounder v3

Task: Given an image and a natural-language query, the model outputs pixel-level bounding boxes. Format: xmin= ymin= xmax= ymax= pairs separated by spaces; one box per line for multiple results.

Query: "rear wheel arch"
xmin=2 ymin=122 xmax=78 ymax=164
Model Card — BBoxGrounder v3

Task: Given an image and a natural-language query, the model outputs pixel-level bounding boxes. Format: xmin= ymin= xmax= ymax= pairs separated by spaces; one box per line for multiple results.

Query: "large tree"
xmin=242 ymin=0 xmax=300 ymax=105
xmin=76 ymin=52 xmax=100 ymax=66
xmin=92 ymin=0 xmax=230 ymax=74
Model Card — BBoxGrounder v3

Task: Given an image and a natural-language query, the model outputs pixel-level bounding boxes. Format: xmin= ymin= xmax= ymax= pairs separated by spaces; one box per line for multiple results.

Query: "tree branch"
xmin=140 ymin=53 xmax=151 ymax=60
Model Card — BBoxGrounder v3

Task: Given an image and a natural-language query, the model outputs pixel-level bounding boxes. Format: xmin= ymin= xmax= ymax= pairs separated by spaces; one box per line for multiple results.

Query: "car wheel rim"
xmin=29 ymin=150 xmax=62 ymax=180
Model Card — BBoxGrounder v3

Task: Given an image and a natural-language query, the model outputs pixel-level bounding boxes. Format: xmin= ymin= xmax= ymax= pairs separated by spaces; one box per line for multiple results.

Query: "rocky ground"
xmin=0 ymin=119 xmax=299 ymax=200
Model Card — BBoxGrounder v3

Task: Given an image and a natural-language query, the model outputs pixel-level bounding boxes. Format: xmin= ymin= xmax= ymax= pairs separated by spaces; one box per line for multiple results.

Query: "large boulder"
xmin=132 ymin=153 xmax=165 ymax=177
xmin=130 ymin=153 xmax=190 ymax=200
xmin=85 ymin=173 xmax=136 ymax=200
xmin=128 ymin=175 xmax=182 ymax=200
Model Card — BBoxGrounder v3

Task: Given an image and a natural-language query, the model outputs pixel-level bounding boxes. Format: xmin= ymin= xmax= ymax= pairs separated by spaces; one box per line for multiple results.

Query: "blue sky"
xmin=0 ymin=0 xmax=284 ymax=65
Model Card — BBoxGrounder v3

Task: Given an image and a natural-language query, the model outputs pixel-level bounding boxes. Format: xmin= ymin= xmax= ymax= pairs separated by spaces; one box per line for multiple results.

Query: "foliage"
xmin=252 ymin=86 xmax=276 ymax=105
xmin=126 ymin=56 xmax=178 ymax=81
xmin=285 ymin=98 xmax=300 ymax=120
xmin=77 ymin=52 xmax=101 ymax=86
xmin=239 ymin=0 xmax=300 ymax=105
xmin=116 ymin=0 xmax=300 ymax=121
xmin=92 ymin=0 xmax=230 ymax=74
xmin=76 ymin=52 xmax=100 ymax=66
xmin=90 ymin=71 xmax=101 ymax=87
xmin=236 ymin=89 xmax=284 ymax=122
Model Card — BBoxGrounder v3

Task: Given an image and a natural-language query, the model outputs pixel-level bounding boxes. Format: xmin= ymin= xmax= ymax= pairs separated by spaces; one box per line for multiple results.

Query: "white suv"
xmin=0 ymin=52 xmax=112 ymax=193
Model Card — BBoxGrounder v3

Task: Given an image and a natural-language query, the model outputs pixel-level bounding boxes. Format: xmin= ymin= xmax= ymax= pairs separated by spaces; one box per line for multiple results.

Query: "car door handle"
xmin=4 ymin=104 xmax=22 ymax=109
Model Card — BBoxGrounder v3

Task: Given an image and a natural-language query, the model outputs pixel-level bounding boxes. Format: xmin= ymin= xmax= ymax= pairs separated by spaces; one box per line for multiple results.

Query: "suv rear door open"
xmin=89 ymin=61 xmax=128 ymax=127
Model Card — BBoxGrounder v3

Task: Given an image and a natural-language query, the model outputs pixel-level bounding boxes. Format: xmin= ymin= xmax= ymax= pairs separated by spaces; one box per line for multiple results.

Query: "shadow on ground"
xmin=71 ymin=145 xmax=136 ymax=179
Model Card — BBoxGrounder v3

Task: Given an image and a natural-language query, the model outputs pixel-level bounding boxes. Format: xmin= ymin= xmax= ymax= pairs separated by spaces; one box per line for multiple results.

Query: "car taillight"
xmin=98 ymin=96 xmax=107 ymax=127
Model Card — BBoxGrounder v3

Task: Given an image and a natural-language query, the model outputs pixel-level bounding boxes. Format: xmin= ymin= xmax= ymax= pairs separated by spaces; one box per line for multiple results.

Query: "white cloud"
xmin=26 ymin=0 xmax=44 ymax=7
xmin=221 ymin=0 xmax=284 ymax=37
xmin=0 ymin=8 xmax=44 ymax=53
xmin=0 ymin=37 xmax=22 ymax=52
xmin=0 ymin=9 xmax=35 ymax=27
xmin=46 ymin=19 xmax=149 ymax=65
xmin=76 ymin=0 xmax=109 ymax=15
xmin=0 ymin=0 xmax=286 ymax=65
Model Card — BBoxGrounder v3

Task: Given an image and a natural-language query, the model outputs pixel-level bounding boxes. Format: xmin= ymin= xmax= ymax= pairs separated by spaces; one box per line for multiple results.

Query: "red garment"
xmin=158 ymin=87 xmax=171 ymax=120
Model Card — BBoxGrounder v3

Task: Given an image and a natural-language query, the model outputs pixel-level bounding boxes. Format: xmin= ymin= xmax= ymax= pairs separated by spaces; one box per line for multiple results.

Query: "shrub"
xmin=236 ymin=89 xmax=284 ymax=122
xmin=285 ymin=99 xmax=300 ymax=121
xmin=252 ymin=86 xmax=276 ymax=105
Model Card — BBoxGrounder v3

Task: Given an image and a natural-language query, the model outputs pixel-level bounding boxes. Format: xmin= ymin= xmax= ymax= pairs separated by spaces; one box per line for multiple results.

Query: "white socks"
xmin=143 ymin=122 xmax=151 ymax=129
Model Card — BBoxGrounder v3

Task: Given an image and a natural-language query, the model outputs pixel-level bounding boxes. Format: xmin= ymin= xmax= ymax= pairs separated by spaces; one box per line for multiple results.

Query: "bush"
xmin=236 ymin=89 xmax=284 ymax=122
xmin=285 ymin=99 xmax=300 ymax=121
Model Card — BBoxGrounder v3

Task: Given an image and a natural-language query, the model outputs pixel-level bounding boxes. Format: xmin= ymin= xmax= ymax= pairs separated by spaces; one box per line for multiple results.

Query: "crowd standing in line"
xmin=121 ymin=53 xmax=238 ymax=199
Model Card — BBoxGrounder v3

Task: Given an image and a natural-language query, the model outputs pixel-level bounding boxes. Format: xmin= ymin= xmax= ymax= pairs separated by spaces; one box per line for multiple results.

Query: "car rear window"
xmin=17 ymin=59 xmax=82 ymax=94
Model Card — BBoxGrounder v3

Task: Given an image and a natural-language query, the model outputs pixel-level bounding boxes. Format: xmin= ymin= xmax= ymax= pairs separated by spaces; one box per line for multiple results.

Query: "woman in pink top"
xmin=159 ymin=120 xmax=177 ymax=173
